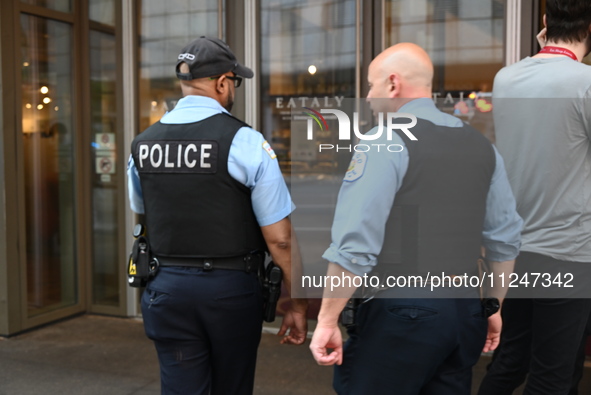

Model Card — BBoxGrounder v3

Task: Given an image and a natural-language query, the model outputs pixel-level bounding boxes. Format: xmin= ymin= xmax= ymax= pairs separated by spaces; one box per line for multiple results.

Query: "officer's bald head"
xmin=366 ymin=43 xmax=433 ymax=111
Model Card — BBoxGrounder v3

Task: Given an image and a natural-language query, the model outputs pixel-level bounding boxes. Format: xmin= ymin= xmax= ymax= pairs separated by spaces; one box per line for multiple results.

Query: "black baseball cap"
xmin=175 ymin=36 xmax=253 ymax=80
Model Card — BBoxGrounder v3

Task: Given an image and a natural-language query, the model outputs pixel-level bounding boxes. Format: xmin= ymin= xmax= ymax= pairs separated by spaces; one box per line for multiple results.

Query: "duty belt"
xmin=158 ymin=254 xmax=263 ymax=273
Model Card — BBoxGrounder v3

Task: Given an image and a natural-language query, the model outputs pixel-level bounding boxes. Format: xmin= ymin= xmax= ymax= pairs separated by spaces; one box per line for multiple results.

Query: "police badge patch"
xmin=262 ymin=140 xmax=277 ymax=159
xmin=344 ymin=152 xmax=367 ymax=182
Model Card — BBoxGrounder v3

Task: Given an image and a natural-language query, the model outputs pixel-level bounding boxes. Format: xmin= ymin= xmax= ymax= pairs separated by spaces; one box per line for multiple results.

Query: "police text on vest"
xmin=136 ymin=140 xmax=219 ymax=174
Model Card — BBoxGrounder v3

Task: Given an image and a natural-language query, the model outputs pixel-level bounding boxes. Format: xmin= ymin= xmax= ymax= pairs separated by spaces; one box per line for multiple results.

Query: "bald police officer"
xmin=309 ymin=43 xmax=522 ymax=394
xmin=127 ymin=36 xmax=308 ymax=395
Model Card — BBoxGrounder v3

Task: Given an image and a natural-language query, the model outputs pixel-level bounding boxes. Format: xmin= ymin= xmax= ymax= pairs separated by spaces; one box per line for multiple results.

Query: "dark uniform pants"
xmin=334 ymin=291 xmax=487 ymax=395
xmin=141 ymin=266 xmax=263 ymax=395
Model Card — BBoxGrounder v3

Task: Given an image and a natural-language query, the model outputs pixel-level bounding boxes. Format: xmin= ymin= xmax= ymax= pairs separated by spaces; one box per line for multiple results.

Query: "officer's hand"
xmin=309 ymin=324 xmax=343 ymax=366
xmin=278 ymin=306 xmax=308 ymax=345
xmin=482 ymin=312 xmax=502 ymax=353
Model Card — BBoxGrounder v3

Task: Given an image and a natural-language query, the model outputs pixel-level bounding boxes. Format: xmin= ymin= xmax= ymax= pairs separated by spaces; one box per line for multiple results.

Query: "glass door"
xmin=89 ymin=25 xmax=120 ymax=308
xmin=20 ymin=13 xmax=78 ymax=318
xmin=87 ymin=0 xmax=126 ymax=313
xmin=16 ymin=0 xmax=125 ymax=328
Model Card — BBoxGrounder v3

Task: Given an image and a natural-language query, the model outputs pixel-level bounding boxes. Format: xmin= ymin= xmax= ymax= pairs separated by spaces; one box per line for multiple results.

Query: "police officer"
xmin=127 ymin=36 xmax=308 ymax=395
xmin=309 ymin=43 xmax=522 ymax=394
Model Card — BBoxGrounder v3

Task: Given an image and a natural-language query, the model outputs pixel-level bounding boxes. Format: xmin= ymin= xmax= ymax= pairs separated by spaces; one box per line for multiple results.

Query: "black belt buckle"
xmin=203 ymin=259 xmax=213 ymax=271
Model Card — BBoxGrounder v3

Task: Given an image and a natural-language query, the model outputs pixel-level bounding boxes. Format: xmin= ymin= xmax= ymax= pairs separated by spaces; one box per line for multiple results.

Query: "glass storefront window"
xmin=386 ymin=0 xmax=504 ymax=94
xmin=89 ymin=30 xmax=119 ymax=306
xmin=21 ymin=14 xmax=77 ymax=317
xmin=261 ymin=0 xmax=361 ymax=299
xmin=21 ymin=0 xmax=71 ymax=13
xmin=138 ymin=0 xmax=222 ymax=132
xmin=260 ymin=0 xmax=358 ymax=175
xmin=90 ymin=0 xmax=115 ymax=26
xmin=386 ymin=0 xmax=504 ymax=141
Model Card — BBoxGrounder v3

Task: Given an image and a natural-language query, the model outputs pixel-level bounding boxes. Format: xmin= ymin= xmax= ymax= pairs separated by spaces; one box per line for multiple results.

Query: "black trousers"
xmin=141 ymin=266 xmax=263 ymax=395
xmin=570 ymin=313 xmax=591 ymax=395
xmin=334 ymin=290 xmax=487 ymax=395
xmin=478 ymin=252 xmax=591 ymax=395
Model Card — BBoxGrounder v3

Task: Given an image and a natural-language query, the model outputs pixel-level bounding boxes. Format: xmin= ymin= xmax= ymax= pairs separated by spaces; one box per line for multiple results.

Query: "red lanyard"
xmin=539 ymin=46 xmax=578 ymax=61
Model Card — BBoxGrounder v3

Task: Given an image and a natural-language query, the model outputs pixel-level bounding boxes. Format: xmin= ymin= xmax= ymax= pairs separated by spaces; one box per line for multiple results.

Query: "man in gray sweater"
xmin=478 ymin=1 xmax=591 ymax=394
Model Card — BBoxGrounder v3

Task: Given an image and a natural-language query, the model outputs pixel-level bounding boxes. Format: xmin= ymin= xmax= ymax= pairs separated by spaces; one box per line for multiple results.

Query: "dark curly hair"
xmin=546 ymin=0 xmax=591 ymax=43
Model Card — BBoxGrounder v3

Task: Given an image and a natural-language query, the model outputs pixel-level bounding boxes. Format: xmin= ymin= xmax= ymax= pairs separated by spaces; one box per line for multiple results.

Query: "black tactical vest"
xmin=377 ymin=119 xmax=496 ymax=276
xmin=131 ymin=113 xmax=267 ymax=258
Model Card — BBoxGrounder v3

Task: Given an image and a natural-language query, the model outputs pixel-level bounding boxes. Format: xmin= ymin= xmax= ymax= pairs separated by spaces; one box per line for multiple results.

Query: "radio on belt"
xmin=127 ymin=224 xmax=159 ymax=288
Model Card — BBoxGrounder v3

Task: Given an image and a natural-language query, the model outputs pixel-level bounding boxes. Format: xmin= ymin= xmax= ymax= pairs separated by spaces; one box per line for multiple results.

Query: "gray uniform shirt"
xmin=493 ymin=56 xmax=591 ymax=262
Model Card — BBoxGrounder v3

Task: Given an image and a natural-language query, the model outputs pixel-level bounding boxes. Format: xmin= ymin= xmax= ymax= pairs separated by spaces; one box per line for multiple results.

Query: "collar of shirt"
xmin=398 ymin=97 xmax=463 ymax=128
xmin=160 ymin=95 xmax=229 ymax=124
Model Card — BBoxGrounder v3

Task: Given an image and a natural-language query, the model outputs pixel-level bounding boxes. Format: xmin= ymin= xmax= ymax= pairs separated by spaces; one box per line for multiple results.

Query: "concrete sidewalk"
xmin=1 ymin=314 xmax=590 ymax=394
xmin=0 ymin=315 xmax=333 ymax=395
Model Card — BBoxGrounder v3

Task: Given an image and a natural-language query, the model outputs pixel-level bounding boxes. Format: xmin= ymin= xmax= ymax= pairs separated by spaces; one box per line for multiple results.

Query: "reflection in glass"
xmin=386 ymin=0 xmax=504 ymax=93
xmin=260 ymin=0 xmax=358 ymax=175
xmin=138 ymin=0 xmax=221 ymax=131
xmin=21 ymin=15 xmax=77 ymax=317
xmin=261 ymin=1 xmax=360 ymax=299
xmin=90 ymin=0 xmax=115 ymax=26
xmin=386 ymin=0 xmax=503 ymax=140
xmin=90 ymin=30 xmax=119 ymax=306
xmin=21 ymin=0 xmax=71 ymax=13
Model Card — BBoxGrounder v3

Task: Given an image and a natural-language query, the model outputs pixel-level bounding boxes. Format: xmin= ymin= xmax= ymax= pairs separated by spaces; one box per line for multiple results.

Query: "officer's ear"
xmin=214 ymin=75 xmax=228 ymax=94
xmin=388 ymin=73 xmax=401 ymax=98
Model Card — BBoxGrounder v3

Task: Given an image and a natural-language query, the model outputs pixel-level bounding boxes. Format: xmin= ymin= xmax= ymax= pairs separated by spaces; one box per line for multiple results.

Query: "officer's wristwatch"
xmin=482 ymin=297 xmax=500 ymax=318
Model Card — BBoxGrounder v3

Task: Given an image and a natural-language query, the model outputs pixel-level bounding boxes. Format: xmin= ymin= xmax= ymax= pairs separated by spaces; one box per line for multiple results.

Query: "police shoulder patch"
xmin=344 ymin=152 xmax=367 ymax=182
xmin=262 ymin=140 xmax=277 ymax=159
